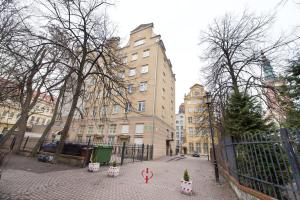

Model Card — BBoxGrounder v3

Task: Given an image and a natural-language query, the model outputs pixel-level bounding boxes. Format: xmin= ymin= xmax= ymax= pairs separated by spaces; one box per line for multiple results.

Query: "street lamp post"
xmin=205 ymin=92 xmax=219 ymax=183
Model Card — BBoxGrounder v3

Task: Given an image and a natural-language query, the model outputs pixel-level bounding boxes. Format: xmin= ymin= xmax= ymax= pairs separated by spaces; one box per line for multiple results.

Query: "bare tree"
xmin=199 ymin=10 xmax=288 ymax=123
xmin=35 ymin=0 xmax=129 ymax=158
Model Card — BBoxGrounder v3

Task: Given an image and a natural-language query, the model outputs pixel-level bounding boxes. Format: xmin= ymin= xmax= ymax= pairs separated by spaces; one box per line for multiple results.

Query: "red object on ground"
xmin=141 ymin=168 xmax=153 ymax=184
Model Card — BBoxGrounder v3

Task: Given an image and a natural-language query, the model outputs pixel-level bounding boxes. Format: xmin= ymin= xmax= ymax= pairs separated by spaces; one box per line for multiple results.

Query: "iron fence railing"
xmin=219 ymin=128 xmax=300 ymax=200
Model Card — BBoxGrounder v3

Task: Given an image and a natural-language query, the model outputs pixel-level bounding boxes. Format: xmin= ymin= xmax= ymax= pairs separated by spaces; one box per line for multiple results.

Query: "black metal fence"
xmin=218 ymin=128 xmax=300 ymax=200
xmin=18 ymin=137 xmax=154 ymax=165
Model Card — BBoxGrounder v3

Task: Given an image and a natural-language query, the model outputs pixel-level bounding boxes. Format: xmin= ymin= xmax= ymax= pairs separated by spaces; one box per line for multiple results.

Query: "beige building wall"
xmin=51 ymin=23 xmax=176 ymax=159
xmin=0 ymin=95 xmax=55 ymax=134
xmin=182 ymin=84 xmax=215 ymax=156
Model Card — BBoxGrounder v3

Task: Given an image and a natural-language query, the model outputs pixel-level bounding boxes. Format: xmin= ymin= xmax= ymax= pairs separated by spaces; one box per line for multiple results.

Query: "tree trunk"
xmin=31 ymin=82 xmax=66 ymax=157
xmin=54 ymin=76 xmax=83 ymax=159
xmin=12 ymin=113 xmax=28 ymax=153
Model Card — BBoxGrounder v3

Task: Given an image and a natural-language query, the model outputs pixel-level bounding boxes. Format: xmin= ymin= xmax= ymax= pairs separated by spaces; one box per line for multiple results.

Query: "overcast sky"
xmin=108 ymin=0 xmax=300 ymax=112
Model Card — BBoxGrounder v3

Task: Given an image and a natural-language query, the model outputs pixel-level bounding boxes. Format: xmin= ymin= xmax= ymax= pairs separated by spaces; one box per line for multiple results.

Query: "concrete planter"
xmin=108 ymin=166 xmax=120 ymax=177
xmin=181 ymin=179 xmax=192 ymax=195
xmin=88 ymin=162 xmax=100 ymax=172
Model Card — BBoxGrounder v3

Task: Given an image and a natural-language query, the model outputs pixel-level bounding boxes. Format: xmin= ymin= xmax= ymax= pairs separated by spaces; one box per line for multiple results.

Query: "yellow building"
xmin=51 ymin=23 xmax=176 ymax=158
xmin=182 ymin=84 xmax=213 ymax=156
xmin=0 ymin=94 xmax=55 ymax=134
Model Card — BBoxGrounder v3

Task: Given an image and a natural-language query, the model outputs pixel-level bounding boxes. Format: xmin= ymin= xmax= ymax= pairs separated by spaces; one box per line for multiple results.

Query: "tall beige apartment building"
xmin=182 ymin=84 xmax=212 ymax=156
xmin=52 ymin=23 xmax=176 ymax=158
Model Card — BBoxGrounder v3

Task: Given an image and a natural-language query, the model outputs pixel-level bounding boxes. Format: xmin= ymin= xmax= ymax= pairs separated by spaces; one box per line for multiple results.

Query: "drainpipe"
xmin=151 ymin=40 xmax=159 ymax=146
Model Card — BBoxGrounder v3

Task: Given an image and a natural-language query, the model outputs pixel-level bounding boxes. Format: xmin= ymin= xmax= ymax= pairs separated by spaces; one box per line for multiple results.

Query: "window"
xmin=121 ymin=125 xmax=129 ymax=134
xmin=176 ymin=126 xmax=179 ymax=130
xmin=188 ymin=108 xmax=193 ymax=113
xmin=188 ymin=117 xmax=192 ymax=123
xmin=134 ymin=138 xmax=143 ymax=145
xmin=1 ymin=111 xmax=7 ymax=117
xmin=86 ymin=135 xmax=92 ymax=143
xmin=128 ymin=68 xmax=136 ymax=77
xmin=135 ymin=124 xmax=144 ymax=134
xmin=189 ymin=127 xmax=193 ymax=135
xmin=118 ymin=71 xmax=125 ymax=79
xmin=196 ymin=143 xmax=201 ymax=153
xmin=125 ymin=102 xmax=132 ymax=113
xmin=30 ymin=116 xmax=35 ymax=123
xmin=128 ymin=84 xmax=133 ymax=94
xmin=141 ymin=65 xmax=148 ymax=74
xmin=143 ymin=49 xmax=150 ymax=58
xmin=131 ymin=53 xmax=138 ymax=61
xmin=109 ymin=124 xmax=116 ymax=135
xmin=139 ymin=81 xmax=147 ymax=92
xmin=134 ymin=39 xmax=145 ymax=47
xmin=113 ymin=105 xmax=120 ymax=114
xmin=92 ymin=107 xmax=97 ymax=117
xmin=88 ymin=126 xmax=93 ymax=135
xmin=80 ymin=126 xmax=85 ymax=135
xmin=36 ymin=117 xmax=40 ymax=124
xmin=85 ymin=108 xmax=89 ymax=117
xmin=203 ymin=143 xmax=208 ymax=154
xmin=97 ymin=125 xmax=104 ymax=134
xmin=100 ymin=106 xmax=107 ymax=116
xmin=42 ymin=118 xmax=46 ymax=125
xmin=176 ymin=120 xmax=179 ymax=124
xmin=138 ymin=101 xmax=145 ymax=112
xmin=108 ymin=136 xmax=115 ymax=145
xmin=8 ymin=112 xmax=14 ymax=119
xmin=77 ymin=135 xmax=83 ymax=143
xmin=189 ymin=143 xmax=194 ymax=153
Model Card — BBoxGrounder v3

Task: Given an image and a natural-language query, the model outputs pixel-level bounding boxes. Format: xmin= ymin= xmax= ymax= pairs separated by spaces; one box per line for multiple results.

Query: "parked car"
xmin=192 ymin=151 xmax=200 ymax=157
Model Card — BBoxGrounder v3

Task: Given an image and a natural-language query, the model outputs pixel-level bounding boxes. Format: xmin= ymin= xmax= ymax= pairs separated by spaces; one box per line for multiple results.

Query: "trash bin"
xmin=92 ymin=146 xmax=113 ymax=165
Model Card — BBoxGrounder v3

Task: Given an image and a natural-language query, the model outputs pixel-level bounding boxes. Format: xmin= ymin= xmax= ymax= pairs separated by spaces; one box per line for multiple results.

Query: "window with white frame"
xmin=141 ymin=65 xmax=148 ymax=74
xmin=135 ymin=124 xmax=144 ymax=135
xmin=134 ymin=39 xmax=145 ymax=47
xmin=100 ymin=106 xmax=107 ymax=116
xmin=125 ymin=102 xmax=132 ymax=113
xmin=118 ymin=71 xmax=125 ymax=79
xmin=108 ymin=136 xmax=115 ymax=145
xmin=128 ymin=84 xmax=133 ymax=94
xmin=134 ymin=138 xmax=143 ymax=145
xmin=139 ymin=81 xmax=147 ymax=92
xmin=121 ymin=125 xmax=129 ymax=134
xmin=189 ymin=127 xmax=193 ymax=135
xmin=113 ymin=104 xmax=120 ymax=114
xmin=143 ymin=49 xmax=150 ymax=58
xmin=88 ymin=126 xmax=93 ymax=135
xmin=138 ymin=101 xmax=145 ymax=112
xmin=109 ymin=124 xmax=116 ymax=135
xmin=188 ymin=108 xmax=193 ymax=113
xmin=131 ymin=53 xmax=138 ymax=61
xmin=128 ymin=68 xmax=136 ymax=77
xmin=97 ymin=125 xmax=104 ymax=134
xmin=80 ymin=125 xmax=85 ymax=135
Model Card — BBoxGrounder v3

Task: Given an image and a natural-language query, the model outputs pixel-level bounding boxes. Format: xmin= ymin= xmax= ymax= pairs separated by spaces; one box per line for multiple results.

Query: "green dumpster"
xmin=92 ymin=146 xmax=113 ymax=165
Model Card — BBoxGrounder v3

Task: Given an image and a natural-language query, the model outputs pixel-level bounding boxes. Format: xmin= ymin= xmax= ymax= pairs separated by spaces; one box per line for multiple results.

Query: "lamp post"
xmin=205 ymin=92 xmax=219 ymax=183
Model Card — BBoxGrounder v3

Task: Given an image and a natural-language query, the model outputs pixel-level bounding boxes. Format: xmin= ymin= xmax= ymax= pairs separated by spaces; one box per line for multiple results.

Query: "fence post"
xmin=133 ymin=144 xmax=135 ymax=163
xmin=23 ymin=136 xmax=29 ymax=150
xmin=224 ymin=135 xmax=239 ymax=181
xmin=121 ymin=142 xmax=126 ymax=166
xmin=141 ymin=144 xmax=145 ymax=161
xmin=10 ymin=135 xmax=16 ymax=151
xmin=146 ymin=144 xmax=149 ymax=160
xmin=280 ymin=128 xmax=300 ymax=190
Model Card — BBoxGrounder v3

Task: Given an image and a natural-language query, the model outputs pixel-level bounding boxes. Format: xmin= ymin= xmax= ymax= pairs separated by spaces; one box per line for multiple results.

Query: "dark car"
xmin=192 ymin=151 xmax=200 ymax=157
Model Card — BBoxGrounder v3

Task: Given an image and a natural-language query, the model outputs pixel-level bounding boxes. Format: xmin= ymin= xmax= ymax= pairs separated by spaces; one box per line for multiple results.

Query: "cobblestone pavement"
xmin=0 ymin=156 xmax=237 ymax=200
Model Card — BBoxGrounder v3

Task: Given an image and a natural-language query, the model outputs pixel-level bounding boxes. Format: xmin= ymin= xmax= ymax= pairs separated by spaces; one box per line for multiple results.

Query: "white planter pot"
xmin=108 ymin=166 xmax=120 ymax=177
xmin=181 ymin=179 xmax=192 ymax=195
xmin=88 ymin=162 xmax=100 ymax=172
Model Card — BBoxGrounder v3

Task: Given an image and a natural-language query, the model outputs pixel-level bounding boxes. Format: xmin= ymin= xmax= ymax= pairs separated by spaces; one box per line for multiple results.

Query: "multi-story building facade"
xmin=51 ymin=23 xmax=176 ymax=158
xmin=0 ymin=94 xmax=54 ymax=134
xmin=175 ymin=105 xmax=184 ymax=154
xmin=182 ymin=84 xmax=212 ymax=156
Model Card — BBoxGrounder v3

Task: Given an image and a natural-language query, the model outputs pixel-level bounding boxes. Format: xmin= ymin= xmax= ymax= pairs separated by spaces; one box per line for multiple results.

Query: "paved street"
xmin=0 ymin=155 xmax=237 ymax=200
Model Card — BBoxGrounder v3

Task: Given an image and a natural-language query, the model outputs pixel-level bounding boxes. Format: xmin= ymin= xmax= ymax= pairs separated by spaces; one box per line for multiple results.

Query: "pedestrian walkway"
xmin=0 ymin=155 xmax=237 ymax=200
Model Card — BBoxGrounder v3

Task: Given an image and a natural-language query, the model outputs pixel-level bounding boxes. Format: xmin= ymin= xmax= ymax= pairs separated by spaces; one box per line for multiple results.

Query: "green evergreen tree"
xmin=224 ymin=92 xmax=273 ymax=137
xmin=282 ymin=57 xmax=300 ymax=128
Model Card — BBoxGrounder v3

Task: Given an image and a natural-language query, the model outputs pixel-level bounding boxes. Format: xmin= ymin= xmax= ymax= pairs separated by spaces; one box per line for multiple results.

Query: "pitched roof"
xmin=130 ymin=23 xmax=153 ymax=34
